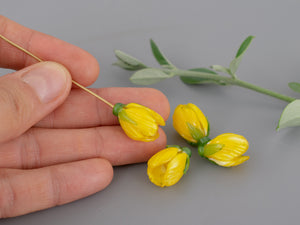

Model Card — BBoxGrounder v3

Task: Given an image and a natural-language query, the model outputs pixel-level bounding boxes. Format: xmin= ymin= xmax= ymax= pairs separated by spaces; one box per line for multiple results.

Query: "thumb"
xmin=0 ymin=62 xmax=72 ymax=143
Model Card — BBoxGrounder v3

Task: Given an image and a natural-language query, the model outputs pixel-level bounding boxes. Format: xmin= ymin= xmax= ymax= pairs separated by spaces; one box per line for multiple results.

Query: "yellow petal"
xmin=228 ymin=156 xmax=250 ymax=167
xmin=164 ymin=152 xmax=187 ymax=186
xmin=126 ymin=103 xmax=165 ymax=126
xmin=186 ymin=103 xmax=208 ymax=136
xmin=148 ymin=109 xmax=165 ymax=126
xmin=147 ymin=148 xmax=179 ymax=168
xmin=147 ymin=165 xmax=166 ymax=187
xmin=210 ymin=156 xmax=249 ymax=167
xmin=126 ymin=109 xmax=158 ymax=133
xmin=207 ymin=133 xmax=249 ymax=161
xmin=120 ymin=120 xmax=147 ymax=141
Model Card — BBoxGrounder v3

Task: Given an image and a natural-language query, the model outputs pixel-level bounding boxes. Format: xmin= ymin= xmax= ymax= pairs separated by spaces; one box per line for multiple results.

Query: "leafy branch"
xmin=113 ymin=36 xmax=300 ymax=130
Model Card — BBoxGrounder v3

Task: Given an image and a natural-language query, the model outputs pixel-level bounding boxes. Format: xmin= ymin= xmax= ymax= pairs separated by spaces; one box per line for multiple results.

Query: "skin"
xmin=0 ymin=15 xmax=170 ymax=218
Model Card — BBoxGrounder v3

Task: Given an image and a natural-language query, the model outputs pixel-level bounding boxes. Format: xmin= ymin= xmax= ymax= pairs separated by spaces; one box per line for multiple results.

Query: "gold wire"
xmin=0 ymin=34 xmax=114 ymax=108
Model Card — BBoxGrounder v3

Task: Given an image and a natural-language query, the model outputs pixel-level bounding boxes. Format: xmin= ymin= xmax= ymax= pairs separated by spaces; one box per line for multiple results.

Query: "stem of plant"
xmin=0 ymin=34 xmax=114 ymax=108
xmin=172 ymin=69 xmax=295 ymax=103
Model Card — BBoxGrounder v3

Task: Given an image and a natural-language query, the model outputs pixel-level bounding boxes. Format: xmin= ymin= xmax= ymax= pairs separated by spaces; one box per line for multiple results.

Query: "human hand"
xmin=0 ymin=16 xmax=169 ymax=218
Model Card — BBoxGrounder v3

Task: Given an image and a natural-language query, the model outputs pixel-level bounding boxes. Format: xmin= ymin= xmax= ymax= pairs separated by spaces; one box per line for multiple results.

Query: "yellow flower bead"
xmin=202 ymin=133 xmax=249 ymax=167
xmin=173 ymin=103 xmax=209 ymax=144
xmin=147 ymin=146 xmax=191 ymax=187
xmin=113 ymin=103 xmax=165 ymax=142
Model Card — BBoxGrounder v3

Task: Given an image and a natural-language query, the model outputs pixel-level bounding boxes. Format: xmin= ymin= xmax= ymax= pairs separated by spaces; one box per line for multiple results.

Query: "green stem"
xmin=172 ymin=69 xmax=295 ymax=103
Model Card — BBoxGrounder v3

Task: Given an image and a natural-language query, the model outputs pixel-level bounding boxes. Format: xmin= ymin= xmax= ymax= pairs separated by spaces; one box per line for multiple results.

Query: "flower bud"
xmin=113 ymin=103 xmax=165 ymax=142
xmin=173 ymin=103 xmax=209 ymax=144
xmin=199 ymin=133 xmax=249 ymax=167
xmin=147 ymin=146 xmax=191 ymax=187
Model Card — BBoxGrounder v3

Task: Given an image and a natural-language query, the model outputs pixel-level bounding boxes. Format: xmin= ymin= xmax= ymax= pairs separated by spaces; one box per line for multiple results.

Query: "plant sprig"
xmin=114 ymin=36 xmax=300 ymax=130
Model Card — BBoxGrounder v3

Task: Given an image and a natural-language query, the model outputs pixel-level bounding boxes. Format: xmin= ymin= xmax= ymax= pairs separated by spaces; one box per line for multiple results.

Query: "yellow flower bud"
xmin=173 ymin=103 xmax=209 ymax=144
xmin=199 ymin=133 xmax=249 ymax=167
xmin=113 ymin=103 xmax=165 ymax=142
xmin=147 ymin=146 xmax=191 ymax=187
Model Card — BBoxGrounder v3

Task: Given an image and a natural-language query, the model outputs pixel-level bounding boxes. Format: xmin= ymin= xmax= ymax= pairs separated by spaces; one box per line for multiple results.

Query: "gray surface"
xmin=1 ymin=0 xmax=300 ymax=224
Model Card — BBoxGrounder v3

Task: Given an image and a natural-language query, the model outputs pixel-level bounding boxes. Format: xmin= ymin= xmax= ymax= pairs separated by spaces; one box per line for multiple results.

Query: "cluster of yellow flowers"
xmin=0 ymin=34 xmax=250 ymax=188
xmin=113 ymin=102 xmax=249 ymax=188
xmin=173 ymin=103 xmax=249 ymax=167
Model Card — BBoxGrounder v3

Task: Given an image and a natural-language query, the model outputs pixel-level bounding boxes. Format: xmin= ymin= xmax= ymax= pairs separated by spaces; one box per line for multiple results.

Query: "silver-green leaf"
xmin=288 ymin=82 xmax=300 ymax=93
xmin=229 ymin=57 xmax=242 ymax=76
xmin=114 ymin=50 xmax=146 ymax=68
xmin=211 ymin=65 xmax=231 ymax=74
xmin=113 ymin=60 xmax=140 ymax=71
xmin=130 ymin=68 xmax=170 ymax=85
xmin=229 ymin=36 xmax=255 ymax=75
xmin=150 ymin=39 xmax=175 ymax=69
xmin=180 ymin=68 xmax=226 ymax=85
xmin=277 ymin=99 xmax=300 ymax=130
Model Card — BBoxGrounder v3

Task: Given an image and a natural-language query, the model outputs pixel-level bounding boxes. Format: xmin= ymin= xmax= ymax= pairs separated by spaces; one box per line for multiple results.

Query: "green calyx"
xmin=183 ymin=156 xmax=190 ymax=174
xmin=202 ymin=144 xmax=224 ymax=157
xmin=186 ymin=135 xmax=211 ymax=150
xmin=197 ymin=137 xmax=211 ymax=157
xmin=113 ymin=103 xmax=137 ymax=124
xmin=182 ymin=147 xmax=191 ymax=174
xmin=113 ymin=103 xmax=125 ymax=116
xmin=198 ymin=145 xmax=205 ymax=157
xmin=185 ymin=121 xmax=210 ymax=146
xmin=182 ymin=147 xmax=192 ymax=158
xmin=198 ymin=136 xmax=211 ymax=146
xmin=186 ymin=122 xmax=204 ymax=141
xmin=198 ymin=142 xmax=224 ymax=158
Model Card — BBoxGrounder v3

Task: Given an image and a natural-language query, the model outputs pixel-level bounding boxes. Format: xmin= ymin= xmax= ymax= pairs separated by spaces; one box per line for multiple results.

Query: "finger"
xmin=0 ymin=15 xmax=99 ymax=86
xmin=0 ymin=126 xmax=167 ymax=169
xmin=36 ymin=87 xmax=170 ymax=128
xmin=0 ymin=62 xmax=72 ymax=143
xmin=0 ymin=158 xmax=113 ymax=218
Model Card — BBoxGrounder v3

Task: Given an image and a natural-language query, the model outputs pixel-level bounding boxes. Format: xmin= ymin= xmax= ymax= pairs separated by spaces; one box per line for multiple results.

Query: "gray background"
xmin=1 ymin=0 xmax=300 ymax=224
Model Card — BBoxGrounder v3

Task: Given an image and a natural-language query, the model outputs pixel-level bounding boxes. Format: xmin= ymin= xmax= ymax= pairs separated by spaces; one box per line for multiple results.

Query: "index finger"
xmin=0 ymin=15 xmax=99 ymax=86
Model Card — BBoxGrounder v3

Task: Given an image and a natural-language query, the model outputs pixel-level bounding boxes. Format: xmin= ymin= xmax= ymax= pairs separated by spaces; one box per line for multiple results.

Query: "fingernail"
xmin=22 ymin=62 xmax=69 ymax=103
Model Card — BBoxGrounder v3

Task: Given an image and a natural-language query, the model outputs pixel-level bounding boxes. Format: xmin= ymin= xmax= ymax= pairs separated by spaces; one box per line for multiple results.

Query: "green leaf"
xmin=113 ymin=60 xmax=142 ymax=71
xmin=235 ymin=35 xmax=255 ymax=58
xmin=277 ymin=99 xmax=300 ymax=130
xmin=130 ymin=68 xmax=170 ymax=85
xmin=180 ymin=68 xmax=226 ymax=85
xmin=229 ymin=35 xmax=255 ymax=75
xmin=288 ymin=82 xmax=300 ymax=93
xmin=114 ymin=50 xmax=146 ymax=68
xmin=150 ymin=39 xmax=175 ymax=68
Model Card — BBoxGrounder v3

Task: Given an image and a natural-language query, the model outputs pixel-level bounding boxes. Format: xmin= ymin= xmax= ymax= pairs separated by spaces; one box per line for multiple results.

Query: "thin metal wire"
xmin=0 ymin=34 xmax=114 ymax=108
